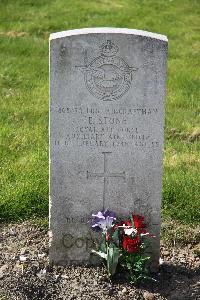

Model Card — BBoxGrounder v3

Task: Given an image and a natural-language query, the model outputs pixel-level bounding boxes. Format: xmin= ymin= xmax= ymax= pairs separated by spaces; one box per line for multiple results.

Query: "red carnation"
xmin=124 ymin=219 xmax=132 ymax=227
xmin=133 ymin=215 xmax=146 ymax=234
xmin=122 ymin=235 xmax=141 ymax=253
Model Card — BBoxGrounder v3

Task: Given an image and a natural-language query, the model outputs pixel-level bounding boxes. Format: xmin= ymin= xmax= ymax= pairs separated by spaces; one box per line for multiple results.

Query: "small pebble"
xmin=20 ymin=248 xmax=28 ymax=255
xmin=162 ymin=250 xmax=170 ymax=256
xmin=143 ymin=291 xmax=155 ymax=300
xmin=159 ymin=258 xmax=164 ymax=265
xmin=61 ymin=274 xmax=69 ymax=279
xmin=19 ymin=255 xmax=27 ymax=262
xmin=0 ymin=264 xmax=8 ymax=279
xmin=38 ymin=253 xmax=46 ymax=258
xmin=54 ymin=274 xmax=60 ymax=282
xmin=36 ymin=268 xmax=47 ymax=278
xmin=122 ymin=287 xmax=127 ymax=294
xmin=108 ymin=288 xmax=114 ymax=296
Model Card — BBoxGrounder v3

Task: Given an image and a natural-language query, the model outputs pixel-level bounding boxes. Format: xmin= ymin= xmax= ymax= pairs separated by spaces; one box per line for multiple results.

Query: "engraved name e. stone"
xmin=49 ymin=28 xmax=168 ymax=270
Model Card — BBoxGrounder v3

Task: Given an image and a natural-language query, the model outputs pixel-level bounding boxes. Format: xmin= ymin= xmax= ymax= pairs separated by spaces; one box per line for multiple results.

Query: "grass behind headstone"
xmin=0 ymin=0 xmax=199 ymax=223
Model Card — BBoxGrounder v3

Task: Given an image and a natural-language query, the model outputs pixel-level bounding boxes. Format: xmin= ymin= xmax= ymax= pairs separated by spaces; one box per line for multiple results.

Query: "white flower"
xmin=124 ymin=228 xmax=137 ymax=236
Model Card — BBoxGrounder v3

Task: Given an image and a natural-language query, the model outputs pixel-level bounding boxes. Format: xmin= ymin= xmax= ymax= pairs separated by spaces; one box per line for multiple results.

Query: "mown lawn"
xmin=0 ymin=0 xmax=199 ymax=223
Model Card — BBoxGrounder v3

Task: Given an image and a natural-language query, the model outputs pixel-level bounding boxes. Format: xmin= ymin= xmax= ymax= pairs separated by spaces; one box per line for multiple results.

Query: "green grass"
xmin=0 ymin=0 xmax=199 ymax=223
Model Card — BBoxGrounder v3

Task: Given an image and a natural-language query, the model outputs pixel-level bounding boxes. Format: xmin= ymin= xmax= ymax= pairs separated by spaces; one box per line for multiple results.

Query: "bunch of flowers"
xmin=91 ymin=209 xmax=155 ymax=282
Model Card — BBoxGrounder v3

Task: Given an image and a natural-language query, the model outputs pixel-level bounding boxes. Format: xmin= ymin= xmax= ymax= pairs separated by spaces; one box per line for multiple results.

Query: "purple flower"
xmin=91 ymin=209 xmax=116 ymax=232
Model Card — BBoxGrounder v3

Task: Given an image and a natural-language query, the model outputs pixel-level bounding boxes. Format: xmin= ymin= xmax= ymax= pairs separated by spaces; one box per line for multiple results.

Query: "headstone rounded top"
xmin=49 ymin=27 xmax=168 ymax=42
xmin=49 ymin=25 xmax=168 ymax=267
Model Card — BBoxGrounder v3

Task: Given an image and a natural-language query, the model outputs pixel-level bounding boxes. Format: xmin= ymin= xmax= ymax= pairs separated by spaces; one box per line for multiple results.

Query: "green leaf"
xmin=107 ymin=243 xmax=120 ymax=277
xmin=130 ymin=213 xmax=135 ymax=229
xmin=100 ymin=234 xmax=107 ymax=253
xmin=126 ymin=262 xmax=132 ymax=269
xmin=91 ymin=249 xmax=107 ymax=259
xmin=112 ymin=228 xmax=119 ymax=246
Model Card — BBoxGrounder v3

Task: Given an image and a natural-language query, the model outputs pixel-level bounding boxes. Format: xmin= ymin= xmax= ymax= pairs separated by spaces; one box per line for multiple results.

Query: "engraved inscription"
xmin=52 ymin=105 xmax=160 ymax=150
xmin=76 ymin=40 xmax=138 ymax=101
xmin=62 ymin=234 xmax=95 ymax=250
xmin=87 ymin=152 xmax=126 ymax=209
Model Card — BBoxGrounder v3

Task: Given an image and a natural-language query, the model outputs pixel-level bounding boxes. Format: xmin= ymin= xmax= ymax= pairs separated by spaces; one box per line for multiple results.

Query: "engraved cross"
xmin=87 ymin=152 xmax=126 ymax=209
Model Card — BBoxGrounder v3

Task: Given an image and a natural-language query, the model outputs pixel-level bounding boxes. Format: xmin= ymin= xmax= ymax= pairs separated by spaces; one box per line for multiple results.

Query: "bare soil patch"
xmin=0 ymin=222 xmax=199 ymax=300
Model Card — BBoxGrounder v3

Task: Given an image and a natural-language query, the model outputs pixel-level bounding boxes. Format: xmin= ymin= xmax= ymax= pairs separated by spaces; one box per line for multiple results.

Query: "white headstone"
xmin=49 ymin=28 xmax=168 ymax=270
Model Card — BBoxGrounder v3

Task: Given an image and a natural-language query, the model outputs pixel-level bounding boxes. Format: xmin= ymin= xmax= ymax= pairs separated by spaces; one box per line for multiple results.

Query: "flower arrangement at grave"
xmin=91 ymin=209 xmax=155 ymax=283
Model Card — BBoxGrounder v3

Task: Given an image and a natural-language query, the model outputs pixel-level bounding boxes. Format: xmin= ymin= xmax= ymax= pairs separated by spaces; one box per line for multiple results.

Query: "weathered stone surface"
xmin=49 ymin=28 xmax=168 ymax=268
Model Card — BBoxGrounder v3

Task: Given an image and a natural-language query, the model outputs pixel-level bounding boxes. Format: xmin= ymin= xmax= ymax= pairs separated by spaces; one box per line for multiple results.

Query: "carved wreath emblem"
xmin=77 ymin=40 xmax=138 ymax=101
